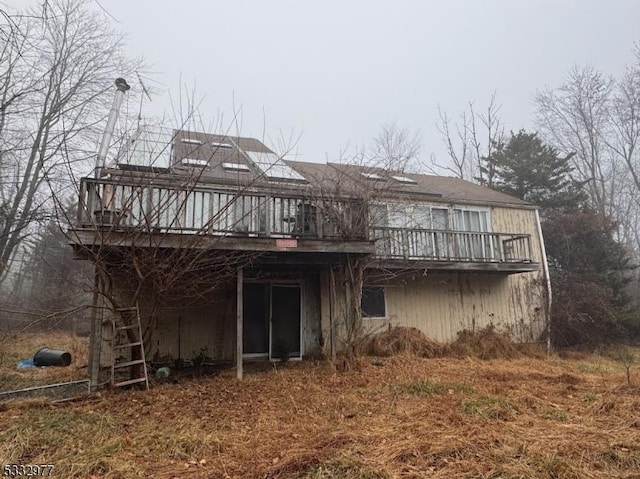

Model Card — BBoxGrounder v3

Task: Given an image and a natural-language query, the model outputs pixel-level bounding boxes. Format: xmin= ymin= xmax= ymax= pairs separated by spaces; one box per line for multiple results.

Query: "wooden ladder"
xmin=111 ymin=305 xmax=149 ymax=390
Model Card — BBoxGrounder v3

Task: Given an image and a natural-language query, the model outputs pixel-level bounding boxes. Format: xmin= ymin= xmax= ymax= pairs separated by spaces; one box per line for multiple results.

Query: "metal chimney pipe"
xmin=95 ymin=78 xmax=131 ymax=177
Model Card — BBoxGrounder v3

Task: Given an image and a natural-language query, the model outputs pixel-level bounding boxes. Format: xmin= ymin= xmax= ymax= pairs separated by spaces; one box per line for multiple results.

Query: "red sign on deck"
xmin=276 ymin=239 xmax=298 ymax=248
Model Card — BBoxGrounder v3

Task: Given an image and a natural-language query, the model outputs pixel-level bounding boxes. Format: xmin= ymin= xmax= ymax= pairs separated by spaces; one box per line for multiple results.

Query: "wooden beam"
xmin=236 ymin=266 xmax=243 ymax=380
xmin=368 ymin=260 xmax=540 ymax=274
xmin=329 ymin=266 xmax=336 ymax=361
xmin=68 ymin=229 xmax=375 ymax=255
xmin=88 ymin=267 xmax=102 ymax=391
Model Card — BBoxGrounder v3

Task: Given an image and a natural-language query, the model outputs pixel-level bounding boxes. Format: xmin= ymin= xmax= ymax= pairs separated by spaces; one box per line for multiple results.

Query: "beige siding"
xmin=491 ymin=206 xmax=542 ymax=262
xmin=98 ymin=206 xmax=546 ymax=364
xmin=372 ymin=206 xmax=547 ymax=343
xmin=382 ymin=270 xmax=545 ymax=343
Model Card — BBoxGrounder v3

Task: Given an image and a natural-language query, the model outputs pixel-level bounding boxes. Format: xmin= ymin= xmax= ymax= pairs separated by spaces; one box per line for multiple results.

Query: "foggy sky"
xmin=21 ymin=0 xmax=640 ymax=167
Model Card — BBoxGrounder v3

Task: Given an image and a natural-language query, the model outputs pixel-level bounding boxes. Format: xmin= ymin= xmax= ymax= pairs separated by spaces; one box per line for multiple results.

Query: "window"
xmin=361 ymin=286 xmax=386 ymax=318
xmin=244 ymin=151 xmax=306 ymax=181
xmin=431 ymin=208 xmax=449 ymax=230
xmin=454 ymin=208 xmax=489 ymax=232
xmin=373 ymin=203 xmax=496 ymax=260
xmin=361 ymin=172 xmax=383 ymax=180
xmin=391 ymin=175 xmax=417 ymax=184
xmin=379 ymin=204 xmax=451 ymax=230
xmin=181 ymin=158 xmax=208 ymax=167
xmin=181 ymin=138 xmax=203 ymax=145
xmin=212 ymin=141 xmax=233 ymax=149
xmin=453 ymin=208 xmax=493 ymax=260
xmin=222 ymin=162 xmax=250 ymax=172
xmin=369 ymin=204 xmax=389 ymax=227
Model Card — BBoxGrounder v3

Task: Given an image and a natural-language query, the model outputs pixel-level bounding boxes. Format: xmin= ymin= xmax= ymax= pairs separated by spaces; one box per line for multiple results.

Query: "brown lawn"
xmin=1 ymin=337 xmax=639 ymax=478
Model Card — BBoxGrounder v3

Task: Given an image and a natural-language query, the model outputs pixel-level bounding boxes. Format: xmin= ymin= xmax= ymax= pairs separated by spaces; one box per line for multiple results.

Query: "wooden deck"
xmin=369 ymin=226 xmax=538 ymax=272
xmin=73 ymin=176 xmax=539 ymax=272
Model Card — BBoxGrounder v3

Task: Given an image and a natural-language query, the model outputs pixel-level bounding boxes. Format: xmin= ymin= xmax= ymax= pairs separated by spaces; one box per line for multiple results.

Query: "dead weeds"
xmin=367 ymin=326 xmax=445 ymax=358
xmin=367 ymin=326 xmax=529 ymax=361
xmin=1 ymin=330 xmax=640 ymax=478
xmin=1 ymin=352 xmax=639 ymax=478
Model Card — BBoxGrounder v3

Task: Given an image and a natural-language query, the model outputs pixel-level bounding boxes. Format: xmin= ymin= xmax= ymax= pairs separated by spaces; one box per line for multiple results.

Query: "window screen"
xmin=361 ymin=286 xmax=386 ymax=318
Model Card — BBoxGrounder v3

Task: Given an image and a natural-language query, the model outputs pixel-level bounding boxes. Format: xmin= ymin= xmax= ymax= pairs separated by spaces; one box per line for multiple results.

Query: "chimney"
xmin=95 ymin=78 xmax=131 ymax=178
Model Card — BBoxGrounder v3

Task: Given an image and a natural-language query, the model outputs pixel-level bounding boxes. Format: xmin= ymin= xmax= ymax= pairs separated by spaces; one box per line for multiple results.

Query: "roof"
xmin=114 ymin=128 xmax=534 ymax=209
xmin=283 ymin=161 xmax=533 ymax=208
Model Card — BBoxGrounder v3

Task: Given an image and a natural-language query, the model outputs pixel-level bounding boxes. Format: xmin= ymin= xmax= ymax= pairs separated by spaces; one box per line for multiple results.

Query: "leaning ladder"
xmin=110 ymin=305 xmax=149 ymax=390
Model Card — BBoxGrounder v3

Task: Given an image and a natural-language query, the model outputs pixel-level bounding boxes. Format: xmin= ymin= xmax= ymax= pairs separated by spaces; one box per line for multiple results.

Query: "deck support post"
xmin=236 ymin=266 xmax=243 ymax=379
xmin=88 ymin=266 xmax=102 ymax=391
xmin=329 ymin=265 xmax=337 ymax=361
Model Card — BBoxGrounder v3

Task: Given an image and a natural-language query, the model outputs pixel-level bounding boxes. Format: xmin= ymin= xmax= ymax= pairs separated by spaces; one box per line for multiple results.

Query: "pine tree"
xmin=484 ymin=130 xmax=639 ymax=344
xmin=483 ymin=130 xmax=583 ymax=211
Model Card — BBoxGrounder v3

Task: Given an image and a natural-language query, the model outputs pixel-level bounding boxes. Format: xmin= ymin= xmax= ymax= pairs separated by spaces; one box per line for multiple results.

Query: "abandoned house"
xmin=69 ymin=126 xmax=549 ymax=389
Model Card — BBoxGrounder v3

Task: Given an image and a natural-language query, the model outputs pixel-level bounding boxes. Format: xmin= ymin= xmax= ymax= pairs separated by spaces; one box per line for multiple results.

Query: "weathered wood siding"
xmin=99 ymin=269 xmax=322 ymax=367
xmin=371 ymin=206 xmax=547 ymax=343
xmin=302 ymin=273 xmax=322 ymax=355
xmin=146 ymin=286 xmax=236 ymax=363
xmin=490 ymin=206 xmax=542 ymax=262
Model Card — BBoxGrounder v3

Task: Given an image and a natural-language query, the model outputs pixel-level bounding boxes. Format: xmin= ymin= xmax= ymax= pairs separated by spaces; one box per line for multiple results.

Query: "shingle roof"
xmin=284 ymin=160 xmax=533 ymax=208
xmin=154 ymin=129 xmax=534 ymax=208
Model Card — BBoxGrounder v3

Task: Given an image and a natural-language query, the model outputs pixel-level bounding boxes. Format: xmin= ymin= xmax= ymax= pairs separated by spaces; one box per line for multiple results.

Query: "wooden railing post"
xmin=316 ymin=201 xmax=323 ymax=239
xmin=262 ymin=196 xmax=269 ymax=237
xmin=264 ymin=195 xmax=272 ymax=237
xmin=78 ymin=180 xmax=88 ymax=225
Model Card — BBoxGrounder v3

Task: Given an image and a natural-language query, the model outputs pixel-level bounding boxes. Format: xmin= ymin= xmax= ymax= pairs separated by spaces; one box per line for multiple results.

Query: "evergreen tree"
xmin=483 ymin=130 xmax=639 ymax=345
xmin=483 ymin=130 xmax=583 ymax=211
xmin=544 ymin=210 xmax=639 ymax=345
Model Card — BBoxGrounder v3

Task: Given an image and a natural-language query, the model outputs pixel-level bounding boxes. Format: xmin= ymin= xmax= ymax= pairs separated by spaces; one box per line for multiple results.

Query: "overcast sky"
xmin=25 ymin=0 xmax=640 ymax=166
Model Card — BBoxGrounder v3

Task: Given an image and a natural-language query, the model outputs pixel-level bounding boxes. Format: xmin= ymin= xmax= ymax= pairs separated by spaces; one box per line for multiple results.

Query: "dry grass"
xmin=368 ymin=326 xmax=527 ymax=360
xmin=0 ymin=331 xmax=88 ymax=392
xmin=367 ymin=327 xmax=445 ymax=358
xmin=1 ymin=341 xmax=640 ymax=478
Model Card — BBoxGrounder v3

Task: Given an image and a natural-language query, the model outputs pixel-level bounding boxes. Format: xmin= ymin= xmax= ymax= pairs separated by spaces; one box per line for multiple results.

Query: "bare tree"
xmin=435 ymin=107 xmax=471 ymax=179
xmin=608 ymin=53 xmax=640 ymax=193
xmin=471 ymin=92 xmax=504 ymax=187
xmin=433 ymin=94 xmax=504 ymax=183
xmin=369 ymin=122 xmax=422 ymax=173
xmin=535 ymin=54 xmax=640 ymax=306
xmin=0 ymin=0 xmax=137 ymax=284
xmin=535 ymin=65 xmax=616 ymax=217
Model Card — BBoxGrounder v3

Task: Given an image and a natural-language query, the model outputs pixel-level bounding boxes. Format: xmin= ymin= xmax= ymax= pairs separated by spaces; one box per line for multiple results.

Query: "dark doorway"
xmin=243 ymin=283 xmax=269 ymax=356
xmin=270 ymin=285 xmax=301 ymax=360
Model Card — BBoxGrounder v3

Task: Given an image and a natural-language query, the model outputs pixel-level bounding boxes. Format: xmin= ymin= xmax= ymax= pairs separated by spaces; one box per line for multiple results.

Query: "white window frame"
xmin=222 ymin=162 xmax=250 ymax=172
xmin=181 ymin=158 xmax=208 ymax=167
xmin=181 ymin=138 xmax=203 ymax=145
xmin=452 ymin=206 xmax=491 ymax=233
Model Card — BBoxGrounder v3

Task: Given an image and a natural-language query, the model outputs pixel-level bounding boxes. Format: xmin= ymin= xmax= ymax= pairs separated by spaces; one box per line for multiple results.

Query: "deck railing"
xmin=77 ymin=178 xmax=535 ymax=263
xmin=369 ymin=226 xmax=534 ymax=263
xmin=77 ymin=177 xmax=367 ymax=240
